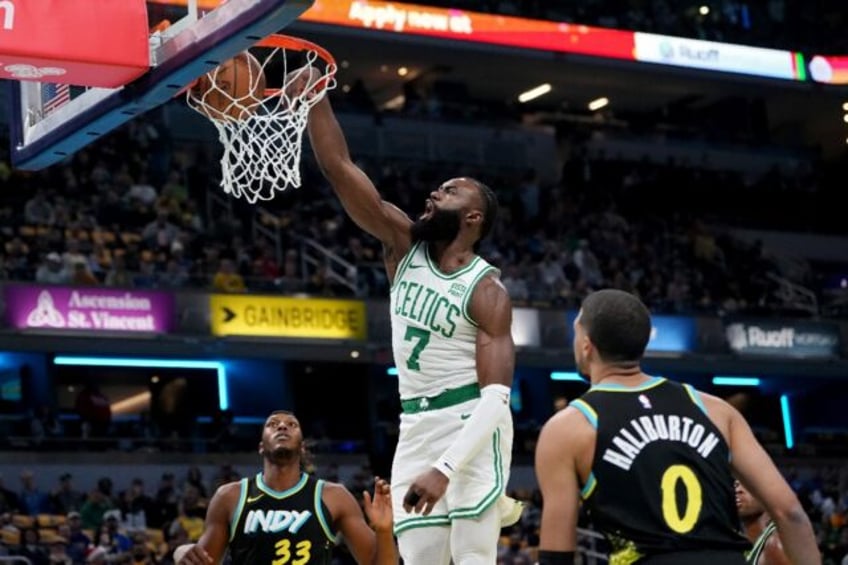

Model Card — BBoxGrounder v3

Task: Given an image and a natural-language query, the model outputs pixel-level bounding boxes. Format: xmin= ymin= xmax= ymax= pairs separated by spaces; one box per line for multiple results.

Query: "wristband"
xmin=433 ymin=460 xmax=456 ymax=480
xmin=537 ymin=550 xmax=575 ymax=565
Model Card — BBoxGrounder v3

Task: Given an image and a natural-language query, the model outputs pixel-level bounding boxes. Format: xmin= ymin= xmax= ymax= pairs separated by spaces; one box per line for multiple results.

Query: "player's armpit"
xmin=762 ymin=536 xmax=792 ymax=565
xmin=469 ymin=275 xmax=514 ymax=389
xmin=536 ymin=409 xmax=582 ymax=552
xmin=193 ymin=481 xmax=242 ymax=563
xmin=306 ymin=97 xmax=412 ymax=251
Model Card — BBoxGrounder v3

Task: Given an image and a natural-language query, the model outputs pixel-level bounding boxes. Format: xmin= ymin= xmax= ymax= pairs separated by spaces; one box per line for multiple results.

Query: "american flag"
xmin=41 ymin=82 xmax=70 ymax=116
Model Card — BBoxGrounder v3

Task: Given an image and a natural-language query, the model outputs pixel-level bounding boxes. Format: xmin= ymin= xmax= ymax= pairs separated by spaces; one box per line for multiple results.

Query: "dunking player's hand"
xmin=403 ymin=468 xmax=449 ymax=515
xmin=284 ymin=65 xmax=323 ymax=101
xmin=174 ymin=543 xmax=213 ymax=565
xmin=363 ymin=476 xmax=393 ymax=532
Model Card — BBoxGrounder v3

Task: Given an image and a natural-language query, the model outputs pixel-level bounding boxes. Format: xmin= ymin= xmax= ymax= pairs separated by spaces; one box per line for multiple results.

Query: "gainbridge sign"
xmin=210 ymin=295 xmax=367 ymax=340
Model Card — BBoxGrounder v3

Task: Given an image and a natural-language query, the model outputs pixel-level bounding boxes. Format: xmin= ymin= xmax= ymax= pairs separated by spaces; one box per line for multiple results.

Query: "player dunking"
xmin=535 ymin=289 xmax=819 ymax=565
xmin=303 ymin=75 xmax=520 ymax=564
xmin=174 ymin=411 xmax=397 ymax=565
xmin=736 ymin=480 xmax=791 ymax=565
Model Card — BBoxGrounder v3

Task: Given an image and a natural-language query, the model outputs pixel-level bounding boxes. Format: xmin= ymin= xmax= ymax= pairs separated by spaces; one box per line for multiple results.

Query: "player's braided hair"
xmin=470 ymin=178 xmax=498 ymax=241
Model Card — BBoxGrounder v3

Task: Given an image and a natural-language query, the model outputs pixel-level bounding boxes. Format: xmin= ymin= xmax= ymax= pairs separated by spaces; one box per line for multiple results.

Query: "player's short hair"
xmin=579 ymin=289 xmax=651 ymax=363
xmin=469 ymin=178 xmax=498 ymax=241
xmin=263 ymin=410 xmax=314 ymax=471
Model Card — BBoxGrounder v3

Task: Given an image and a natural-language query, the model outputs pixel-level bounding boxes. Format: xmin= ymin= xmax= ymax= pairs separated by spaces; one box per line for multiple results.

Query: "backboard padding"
xmin=9 ymin=0 xmax=314 ymax=170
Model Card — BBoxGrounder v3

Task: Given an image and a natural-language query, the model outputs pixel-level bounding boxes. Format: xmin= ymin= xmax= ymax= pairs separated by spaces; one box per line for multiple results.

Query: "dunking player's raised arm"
xmin=306 ymin=91 xmax=412 ymax=272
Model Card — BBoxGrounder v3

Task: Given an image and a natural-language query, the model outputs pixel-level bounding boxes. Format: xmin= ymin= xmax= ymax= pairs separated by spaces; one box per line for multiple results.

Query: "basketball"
xmin=190 ymin=51 xmax=266 ymax=121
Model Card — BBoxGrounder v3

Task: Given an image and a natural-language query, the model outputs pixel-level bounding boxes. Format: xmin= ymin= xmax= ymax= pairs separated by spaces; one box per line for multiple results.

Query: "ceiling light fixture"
xmin=588 ymin=97 xmax=610 ymax=111
xmin=518 ymin=83 xmax=552 ymax=103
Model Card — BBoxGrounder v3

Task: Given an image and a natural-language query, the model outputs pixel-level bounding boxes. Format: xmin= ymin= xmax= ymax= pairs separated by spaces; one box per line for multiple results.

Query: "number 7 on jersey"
xmin=404 ymin=326 xmax=431 ymax=371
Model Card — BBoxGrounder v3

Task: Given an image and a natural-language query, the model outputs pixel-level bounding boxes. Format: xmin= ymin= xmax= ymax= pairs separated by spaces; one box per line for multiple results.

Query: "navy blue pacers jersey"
xmin=229 ymin=472 xmax=338 ymax=565
xmin=571 ymin=377 xmax=749 ymax=564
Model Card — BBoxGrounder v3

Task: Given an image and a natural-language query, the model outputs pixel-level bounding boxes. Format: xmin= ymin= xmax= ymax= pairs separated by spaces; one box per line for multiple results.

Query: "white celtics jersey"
xmin=389 ymin=242 xmax=499 ymax=399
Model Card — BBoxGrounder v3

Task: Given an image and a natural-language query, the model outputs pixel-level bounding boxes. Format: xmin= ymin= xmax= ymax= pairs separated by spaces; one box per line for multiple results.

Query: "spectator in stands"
xmin=211 ymin=258 xmax=245 ymax=293
xmin=164 ymin=518 xmax=191 ymax=563
xmin=127 ymin=173 xmax=158 ymax=207
xmin=85 ymin=546 xmax=108 ymax=564
xmin=502 ymin=265 xmax=529 ymax=302
xmin=35 ymin=253 xmax=70 ymax=285
xmin=150 ymin=473 xmax=179 ymax=530
xmin=104 ymin=255 xmax=133 ymax=288
xmin=24 ymin=191 xmax=55 ymax=226
xmin=79 ymin=488 xmax=113 ymax=531
xmin=29 ymin=405 xmax=64 ymax=447
xmin=65 ymin=511 xmax=91 ymax=565
xmin=62 ymin=240 xmax=87 ymax=273
xmin=46 ymin=536 xmax=73 ymax=565
xmin=102 ymin=510 xmax=132 ymax=553
xmin=69 ymin=260 xmax=98 ymax=287
xmin=132 ymin=256 xmax=159 ymax=289
xmin=17 ymin=527 xmax=49 ymax=565
xmin=160 ymin=170 xmax=189 ymax=205
xmin=142 ymin=210 xmax=179 ymax=251
xmin=276 ymin=249 xmax=303 ymax=294
xmin=183 ymin=468 xmax=207 ymax=501
xmin=497 ymin=529 xmax=534 ymax=565
xmin=86 ymin=242 xmax=111 ymax=277
xmin=175 ymin=484 xmax=205 ymax=542
xmin=119 ymin=479 xmax=152 ymax=532
xmin=129 ymin=535 xmax=156 ymax=565
xmin=3 ymin=237 xmax=30 ymax=280
xmin=19 ymin=470 xmax=51 ymax=515
xmin=74 ymin=384 xmax=111 ymax=438
xmin=0 ymin=475 xmax=21 ymax=514
xmin=50 ymin=474 xmax=84 ymax=515
xmin=159 ymin=258 xmax=189 ymax=288
xmin=0 ymin=255 xmax=10 ymax=281
xmin=90 ymin=520 xmax=130 ymax=564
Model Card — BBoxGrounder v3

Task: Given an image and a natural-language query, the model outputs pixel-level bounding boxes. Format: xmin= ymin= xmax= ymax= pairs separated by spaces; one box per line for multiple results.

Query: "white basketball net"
xmin=186 ymin=42 xmax=336 ymax=203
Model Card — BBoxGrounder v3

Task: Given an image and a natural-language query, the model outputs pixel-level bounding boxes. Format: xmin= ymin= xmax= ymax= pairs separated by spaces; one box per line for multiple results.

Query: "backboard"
xmin=7 ymin=0 xmax=314 ymax=170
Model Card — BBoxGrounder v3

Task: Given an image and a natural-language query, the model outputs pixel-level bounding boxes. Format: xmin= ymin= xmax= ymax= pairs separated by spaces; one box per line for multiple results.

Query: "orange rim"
xmin=256 ymin=34 xmax=336 ymax=97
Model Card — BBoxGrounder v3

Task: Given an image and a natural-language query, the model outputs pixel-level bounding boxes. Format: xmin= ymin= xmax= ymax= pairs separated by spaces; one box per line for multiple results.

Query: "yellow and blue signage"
xmin=210 ymin=295 xmax=367 ymax=340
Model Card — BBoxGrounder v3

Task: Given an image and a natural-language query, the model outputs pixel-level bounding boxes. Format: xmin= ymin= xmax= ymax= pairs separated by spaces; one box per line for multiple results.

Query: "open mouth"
xmin=420 ymin=199 xmax=434 ymax=219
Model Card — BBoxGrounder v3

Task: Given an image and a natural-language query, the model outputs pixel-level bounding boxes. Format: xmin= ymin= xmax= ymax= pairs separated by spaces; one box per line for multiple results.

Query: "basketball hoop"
xmin=186 ymin=35 xmax=337 ymax=204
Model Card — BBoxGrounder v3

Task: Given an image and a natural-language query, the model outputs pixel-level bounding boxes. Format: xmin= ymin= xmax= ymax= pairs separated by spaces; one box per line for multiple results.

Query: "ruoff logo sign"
xmin=725 ymin=321 xmax=839 ymax=359
xmin=726 ymin=323 xmax=794 ymax=349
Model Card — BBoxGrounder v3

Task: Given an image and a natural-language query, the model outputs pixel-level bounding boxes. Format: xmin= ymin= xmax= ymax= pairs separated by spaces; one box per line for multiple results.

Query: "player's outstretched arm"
xmin=306 ymin=95 xmax=412 ymax=251
xmin=325 ymin=479 xmax=398 ymax=565
xmin=175 ymin=481 xmax=240 ymax=564
xmin=702 ymin=394 xmax=820 ymax=565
